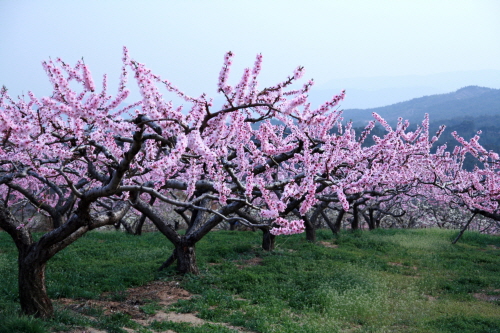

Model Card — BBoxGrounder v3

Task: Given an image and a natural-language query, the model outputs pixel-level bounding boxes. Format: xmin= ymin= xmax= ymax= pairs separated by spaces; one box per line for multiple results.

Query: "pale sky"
xmin=1 ymin=0 xmax=499 ymax=105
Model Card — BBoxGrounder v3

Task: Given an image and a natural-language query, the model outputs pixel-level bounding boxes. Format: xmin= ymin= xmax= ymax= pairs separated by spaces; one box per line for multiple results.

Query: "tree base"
xmin=159 ymin=242 xmax=200 ymax=275
xmin=19 ymin=261 xmax=53 ymax=318
xmin=262 ymin=229 xmax=275 ymax=251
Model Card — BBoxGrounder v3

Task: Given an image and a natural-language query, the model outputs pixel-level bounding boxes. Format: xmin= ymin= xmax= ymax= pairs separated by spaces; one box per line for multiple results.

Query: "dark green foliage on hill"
xmin=350 ymin=86 xmax=500 ymax=170
xmin=346 ymin=86 xmax=500 ymax=126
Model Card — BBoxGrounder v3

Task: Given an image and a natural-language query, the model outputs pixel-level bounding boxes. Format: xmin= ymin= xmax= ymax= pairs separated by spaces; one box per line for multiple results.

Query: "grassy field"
xmin=0 ymin=228 xmax=499 ymax=332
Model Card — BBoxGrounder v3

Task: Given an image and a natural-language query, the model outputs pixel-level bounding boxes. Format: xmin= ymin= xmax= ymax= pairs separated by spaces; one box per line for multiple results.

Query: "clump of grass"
xmin=95 ymin=311 xmax=138 ymax=333
xmin=140 ymin=300 xmax=163 ymax=315
xmin=0 ymin=314 xmax=48 ymax=333
xmin=312 ymin=268 xmax=390 ymax=322
xmin=427 ymin=314 xmax=500 ymax=333
xmin=150 ymin=320 xmax=239 ymax=332
xmin=48 ymin=308 xmax=94 ymax=332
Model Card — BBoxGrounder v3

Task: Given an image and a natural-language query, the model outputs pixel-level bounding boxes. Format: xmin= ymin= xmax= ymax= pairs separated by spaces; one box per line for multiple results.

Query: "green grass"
xmin=1 ymin=228 xmax=500 ymax=332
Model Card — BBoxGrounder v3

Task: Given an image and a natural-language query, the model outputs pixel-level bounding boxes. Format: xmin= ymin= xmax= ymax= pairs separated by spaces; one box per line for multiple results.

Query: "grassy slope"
xmin=0 ymin=228 xmax=499 ymax=333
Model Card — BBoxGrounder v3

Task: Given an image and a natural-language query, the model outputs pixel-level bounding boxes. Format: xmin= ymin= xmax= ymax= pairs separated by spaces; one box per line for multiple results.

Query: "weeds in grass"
xmin=140 ymin=300 xmax=163 ymax=315
xmin=427 ymin=314 xmax=500 ymax=333
xmin=0 ymin=315 xmax=48 ymax=333
xmin=149 ymin=320 xmax=239 ymax=332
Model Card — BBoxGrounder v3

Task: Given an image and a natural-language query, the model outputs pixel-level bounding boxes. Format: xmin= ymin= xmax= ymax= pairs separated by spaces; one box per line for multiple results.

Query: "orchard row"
xmin=1 ymin=48 xmax=499 ymax=318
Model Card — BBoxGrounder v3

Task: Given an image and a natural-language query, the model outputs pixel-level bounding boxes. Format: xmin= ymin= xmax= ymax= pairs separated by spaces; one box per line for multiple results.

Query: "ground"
xmin=55 ymin=280 xmax=254 ymax=333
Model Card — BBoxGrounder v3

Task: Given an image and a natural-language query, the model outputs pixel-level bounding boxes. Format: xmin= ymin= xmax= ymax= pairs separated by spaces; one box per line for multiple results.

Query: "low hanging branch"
xmin=452 ymin=211 xmax=478 ymax=244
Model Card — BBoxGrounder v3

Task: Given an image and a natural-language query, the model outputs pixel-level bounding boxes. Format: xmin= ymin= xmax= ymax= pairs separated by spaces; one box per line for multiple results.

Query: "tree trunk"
xmin=0 ymin=206 xmax=54 ymax=318
xmin=304 ymin=216 xmax=316 ymax=242
xmin=133 ymin=214 xmax=148 ymax=236
xmin=367 ymin=208 xmax=375 ymax=230
xmin=261 ymin=228 xmax=275 ymax=251
xmin=351 ymin=205 xmax=359 ymax=230
xmin=159 ymin=239 xmax=200 ymax=274
xmin=175 ymin=241 xmax=199 ymax=274
xmin=323 ymin=209 xmax=344 ymax=234
xmin=452 ymin=212 xmax=477 ymax=244
xmin=134 ymin=196 xmax=157 ymax=235
xmin=18 ymin=256 xmax=53 ymax=318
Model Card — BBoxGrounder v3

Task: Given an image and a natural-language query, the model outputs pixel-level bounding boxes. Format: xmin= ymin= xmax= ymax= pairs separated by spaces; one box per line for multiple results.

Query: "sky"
xmin=1 ymin=0 xmax=499 ymax=108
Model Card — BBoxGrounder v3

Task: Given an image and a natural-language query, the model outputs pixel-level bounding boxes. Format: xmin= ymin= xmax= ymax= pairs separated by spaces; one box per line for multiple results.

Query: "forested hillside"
xmin=350 ymin=86 xmax=500 ymax=169
xmin=346 ymin=85 xmax=500 ymax=126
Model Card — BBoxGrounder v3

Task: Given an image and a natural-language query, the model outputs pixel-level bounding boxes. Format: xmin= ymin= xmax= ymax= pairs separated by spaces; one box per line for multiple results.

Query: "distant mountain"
xmin=309 ymin=86 xmax=448 ymax=110
xmin=311 ymin=69 xmax=500 ymax=110
xmin=343 ymin=86 xmax=500 ymax=127
xmin=345 ymin=86 xmax=500 ymax=170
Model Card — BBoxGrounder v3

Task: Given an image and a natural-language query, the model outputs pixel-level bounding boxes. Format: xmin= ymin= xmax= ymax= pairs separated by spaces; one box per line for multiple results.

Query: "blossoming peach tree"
xmin=419 ymin=130 xmax=500 ymax=242
xmin=0 ymin=53 xmax=149 ymax=318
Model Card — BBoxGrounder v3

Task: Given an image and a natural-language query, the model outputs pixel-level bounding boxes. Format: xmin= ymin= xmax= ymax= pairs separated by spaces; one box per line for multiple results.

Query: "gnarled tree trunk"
xmin=0 ymin=201 xmax=130 ymax=318
xmin=18 ymin=255 xmax=53 ymax=318
xmin=261 ymin=227 xmax=275 ymax=251
xmin=134 ymin=195 xmax=247 ymax=275
xmin=0 ymin=206 xmax=53 ymax=318
xmin=174 ymin=241 xmax=199 ymax=275
xmin=367 ymin=208 xmax=376 ymax=230
xmin=159 ymin=238 xmax=200 ymax=274
xmin=323 ymin=209 xmax=344 ymax=234
xmin=304 ymin=216 xmax=316 ymax=242
xmin=351 ymin=205 xmax=359 ymax=230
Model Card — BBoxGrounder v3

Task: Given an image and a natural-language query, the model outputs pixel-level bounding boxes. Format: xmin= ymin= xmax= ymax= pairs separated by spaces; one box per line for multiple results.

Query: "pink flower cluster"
xmin=270 ymin=217 xmax=305 ymax=235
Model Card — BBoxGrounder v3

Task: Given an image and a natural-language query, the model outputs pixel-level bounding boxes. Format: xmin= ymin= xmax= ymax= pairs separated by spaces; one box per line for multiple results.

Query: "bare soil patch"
xmin=55 ymin=281 xmax=191 ymax=320
xmin=55 ymin=280 xmax=255 ymax=332
xmin=135 ymin=310 xmax=255 ymax=332
xmin=236 ymin=256 xmax=263 ymax=269
xmin=388 ymin=262 xmax=418 ymax=270
xmin=61 ymin=329 xmax=108 ymax=333
xmin=135 ymin=310 xmax=206 ymax=326
xmin=319 ymin=241 xmax=338 ymax=248
xmin=473 ymin=289 xmax=500 ymax=302
xmin=57 ymin=280 xmax=191 ymax=320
